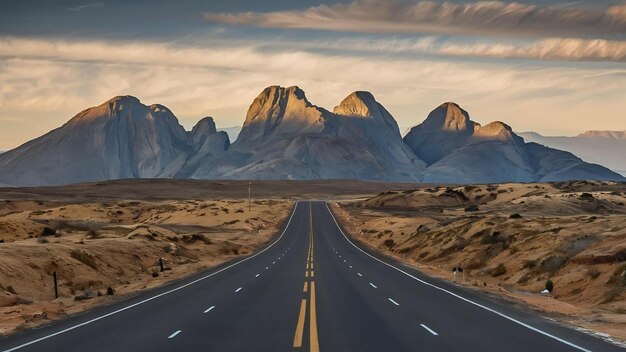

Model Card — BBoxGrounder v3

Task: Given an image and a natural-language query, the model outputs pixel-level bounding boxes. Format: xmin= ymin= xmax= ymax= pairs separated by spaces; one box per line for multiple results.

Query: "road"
xmin=0 ymin=201 xmax=621 ymax=351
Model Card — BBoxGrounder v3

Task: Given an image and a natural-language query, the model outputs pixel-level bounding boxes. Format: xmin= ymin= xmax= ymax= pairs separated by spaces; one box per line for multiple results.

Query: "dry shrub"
xmin=70 ymin=250 xmax=98 ymax=270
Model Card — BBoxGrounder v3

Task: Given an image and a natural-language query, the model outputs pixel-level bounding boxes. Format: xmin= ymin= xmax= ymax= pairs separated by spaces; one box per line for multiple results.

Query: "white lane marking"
xmin=349 ymin=265 xmax=353 ymax=268
xmin=255 ymin=274 xmax=260 ymax=278
xmin=235 ymin=287 xmax=243 ymax=293
xmin=369 ymin=283 xmax=377 ymax=289
xmin=168 ymin=330 xmax=182 ymax=339
xmin=266 ymin=267 xmax=269 ymax=270
xmin=421 ymin=324 xmax=438 ymax=336
xmin=203 ymin=306 xmax=215 ymax=314
xmin=357 ymin=273 xmax=363 ymax=277
xmin=324 ymin=203 xmax=592 ymax=352
xmin=388 ymin=298 xmax=400 ymax=306
xmin=0 ymin=202 xmax=302 ymax=352
xmin=343 ymin=260 xmax=347 ymax=262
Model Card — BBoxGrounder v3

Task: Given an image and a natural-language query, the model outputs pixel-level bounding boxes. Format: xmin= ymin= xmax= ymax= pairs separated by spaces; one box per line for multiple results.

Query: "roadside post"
xmin=52 ymin=271 xmax=58 ymax=299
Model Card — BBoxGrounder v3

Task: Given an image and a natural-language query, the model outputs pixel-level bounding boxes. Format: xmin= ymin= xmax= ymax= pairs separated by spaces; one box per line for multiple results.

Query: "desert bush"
xmin=522 ymin=260 xmax=537 ymax=269
xmin=383 ymin=239 xmax=395 ymax=249
xmin=86 ymin=230 xmax=101 ymax=239
xmin=41 ymin=227 xmax=56 ymax=236
xmin=6 ymin=285 xmax=16 ymax=294
xmin=37 ymin=236 xmax=49 ymax=244
xmin=587 ymin=268 xmax=601 ymax=279
xmin=545 ymin=279 xmax=554 ymax=292
xmin=509 ymin=246 xmax=519 ymax=255
xmin=491 ymin=263 xmax=507 ymax=277
xmin=580 ymin=193 xmax=594 ymax=200
xmin=70 ymin=250 xmax=98 ymax=270
xmin=509 ymin=214 xmax=522 ymax=219
xmin=541 ymin=255 xmax=568 ymax=275
xmin=464 ymin=205 xmax=480 ymax=212
xmin=601 ymin=286 xmax=623 ymax=303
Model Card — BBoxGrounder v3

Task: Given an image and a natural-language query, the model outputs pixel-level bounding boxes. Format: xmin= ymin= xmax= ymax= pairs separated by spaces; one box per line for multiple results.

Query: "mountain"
xmin=180 ymin=86 xmax=425 ymax=181
xmin=404 ymin=103 xmax=624 ymax=183
xmin=519 ymin=131 xmax=626 ymax=176
xmin=0 ymin=96 xmax=192 ymax=186
xmin=0 ymin=87 xmax=623 ymax=186
xmin=218 ymin=126 xmax=242 ymax=142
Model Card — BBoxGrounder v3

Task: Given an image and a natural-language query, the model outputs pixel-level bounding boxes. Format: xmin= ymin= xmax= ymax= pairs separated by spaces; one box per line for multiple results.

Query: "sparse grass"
xmin=70 ymin=250 xmax=98 ymax=270
xmin=602 ymin=286 xmax=623 ymax=304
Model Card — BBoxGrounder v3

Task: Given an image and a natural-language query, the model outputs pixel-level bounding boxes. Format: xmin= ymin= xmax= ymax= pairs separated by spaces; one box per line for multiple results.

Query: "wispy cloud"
xmin=204 ymin=0 xmax=626 ymax=39
xmin=0 ymin=36 xmax=625 ymax=150
xmin=65 ymin=2 xmax=104 ymax=12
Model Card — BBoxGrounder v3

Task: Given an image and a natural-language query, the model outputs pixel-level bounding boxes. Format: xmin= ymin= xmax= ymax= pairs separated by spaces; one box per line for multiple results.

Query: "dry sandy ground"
xmin=334 ymin=180 xmax=626 ymax=345
xmin=0 ymin=195 xmax=292 ymax=336
xmin=0 ymin=179 xmax=420 ymax=337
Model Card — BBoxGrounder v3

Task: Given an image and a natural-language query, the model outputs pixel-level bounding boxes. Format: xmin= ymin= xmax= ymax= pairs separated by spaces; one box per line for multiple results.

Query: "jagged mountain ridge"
xmin=403 ymin=103 xmax=623 ymax=183
xmin=0 ymin=87 xmax=623 ymax=186
xmin=179 ymin=86 xmax=425 ymax=181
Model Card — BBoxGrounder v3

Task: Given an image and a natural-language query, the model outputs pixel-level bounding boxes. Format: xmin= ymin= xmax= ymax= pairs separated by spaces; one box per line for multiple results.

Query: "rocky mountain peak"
xmin=421 ymin=102 xmax=474 ymax=133
xmin=236 ymin=85 xmax=327 ymax=144
xmin=473 ymin=121 xmax=515 ymax=140
xmin=333 ymin=91 xmax=378 ymax=117
xmin=191 ymin=117 xmax=218 ymax=137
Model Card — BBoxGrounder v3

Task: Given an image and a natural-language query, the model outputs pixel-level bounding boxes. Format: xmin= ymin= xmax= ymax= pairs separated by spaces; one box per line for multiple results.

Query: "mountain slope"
xmin=0 ymin=96 xmax=191 ymax=186
xmin=181 ymin=86 xmax=425 ymax=181
xmin=405 ymin=103 xmax=624 ymax=183
xmin=519 ymin=131 xmax=626 ymax=176
xmin=0 ymin=90 xmax=623 ymax=186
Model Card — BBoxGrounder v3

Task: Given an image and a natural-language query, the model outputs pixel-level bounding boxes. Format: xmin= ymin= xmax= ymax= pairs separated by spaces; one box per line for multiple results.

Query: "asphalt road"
xmin=0 ymin=201 xmax=622 ymax=351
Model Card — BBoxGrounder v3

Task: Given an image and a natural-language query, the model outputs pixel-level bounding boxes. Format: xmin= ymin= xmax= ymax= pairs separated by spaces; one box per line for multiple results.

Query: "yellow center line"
xmin=293 ymin=299 xmax=307 ymax=347
xmin=310 ymin=271 xmax=315 ymax=278
xmin=305 ymin=271 xmax=309 ymax=277
xmin=303 ymin=282 xmax=308 ymax=292
xmin=310 ymin=281 xmax=319 ymax=352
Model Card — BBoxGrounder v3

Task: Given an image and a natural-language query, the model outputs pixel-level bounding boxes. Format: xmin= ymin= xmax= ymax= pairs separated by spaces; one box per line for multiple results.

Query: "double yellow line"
xmin=293 ymin=204 xmax=319 ymax=351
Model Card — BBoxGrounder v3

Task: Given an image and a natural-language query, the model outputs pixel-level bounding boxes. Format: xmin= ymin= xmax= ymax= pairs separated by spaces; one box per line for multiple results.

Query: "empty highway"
xmin=0 ymin=201 xmax=620 ymax=351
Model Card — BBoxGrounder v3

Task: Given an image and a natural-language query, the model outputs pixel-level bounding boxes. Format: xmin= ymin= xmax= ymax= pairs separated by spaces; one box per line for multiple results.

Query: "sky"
xmin=0 ymin=0 xmax=625 ymax=150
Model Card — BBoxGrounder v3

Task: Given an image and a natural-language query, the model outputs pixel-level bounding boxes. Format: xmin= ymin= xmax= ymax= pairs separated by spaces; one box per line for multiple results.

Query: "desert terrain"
xmin=2 ymin=179 xmax=625 ymax=346
xmin=334 ymin=180 xmax=626 ymax=344
xmin=0 ymin=179 xmax=420 ymax=336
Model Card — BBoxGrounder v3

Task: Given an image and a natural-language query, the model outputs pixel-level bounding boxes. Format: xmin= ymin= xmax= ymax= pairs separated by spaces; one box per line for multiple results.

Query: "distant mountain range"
xmin=0 ymin=86 xmax=623 ymax=186
xmin=519 ymin=131 xmax=626 ymax=176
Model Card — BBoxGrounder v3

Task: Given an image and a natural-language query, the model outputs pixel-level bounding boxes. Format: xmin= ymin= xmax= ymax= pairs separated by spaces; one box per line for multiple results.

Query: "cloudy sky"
xmin=1 ymin=0 xmax=625 ymax=150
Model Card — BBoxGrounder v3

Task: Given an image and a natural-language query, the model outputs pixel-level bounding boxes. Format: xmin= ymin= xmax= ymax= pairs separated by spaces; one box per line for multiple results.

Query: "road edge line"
xmin=324 ymin=203 xmax=592 ymax=352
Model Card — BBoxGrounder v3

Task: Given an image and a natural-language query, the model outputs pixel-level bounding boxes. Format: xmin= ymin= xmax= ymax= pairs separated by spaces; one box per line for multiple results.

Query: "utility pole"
xmin=248 ymin=181 xmax=251 ymax=213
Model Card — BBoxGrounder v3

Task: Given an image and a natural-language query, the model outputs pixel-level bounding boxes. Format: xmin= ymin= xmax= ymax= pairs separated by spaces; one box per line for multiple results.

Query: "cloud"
xmin=438 ymin=37 xmax=626 ymax=62
xmin=65 ymin=2 xmax=104 ymax=12
xmin=204 ymin=0 xmax=626 ymax=39
xmin=0 ymin=36 xmax=625 ymax=150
